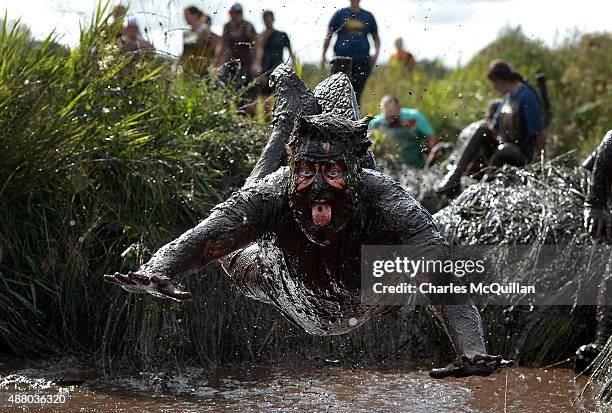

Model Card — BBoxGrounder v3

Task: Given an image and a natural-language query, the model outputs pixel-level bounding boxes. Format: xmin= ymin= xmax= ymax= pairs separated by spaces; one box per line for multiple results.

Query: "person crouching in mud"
xmin=104 ymin=100 xmax=511 ymax=380
xmin=437 ymin=59 xmax=547 ymax=195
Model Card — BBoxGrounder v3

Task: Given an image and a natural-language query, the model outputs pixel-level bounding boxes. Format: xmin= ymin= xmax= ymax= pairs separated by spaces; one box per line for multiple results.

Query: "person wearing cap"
xmin=321 ymin=0 xmax=380 ymax=104
xmin=218 ymin=3 xmax=257 ymax=82
xmin=252 ymin=10 xmax=293 ymax=97
xmin=177 ymin=6 xmax=220 ymax=76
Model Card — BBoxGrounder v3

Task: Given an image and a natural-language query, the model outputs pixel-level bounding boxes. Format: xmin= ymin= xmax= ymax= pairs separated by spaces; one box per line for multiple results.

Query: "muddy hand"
xmin=429 ymin=354 xmax=513 ymax=379
xmin=103 ymin=271 xmax=192 ymax=301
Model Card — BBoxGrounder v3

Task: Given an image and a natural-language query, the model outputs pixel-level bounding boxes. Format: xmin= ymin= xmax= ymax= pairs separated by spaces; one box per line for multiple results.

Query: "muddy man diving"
xmin=104 ymin=64 xmax=513 ymax=379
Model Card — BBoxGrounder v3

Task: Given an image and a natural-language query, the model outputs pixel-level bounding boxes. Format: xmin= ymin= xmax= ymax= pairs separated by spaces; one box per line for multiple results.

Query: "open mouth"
xmin=311 ymin=199 xmax=332 ymax=227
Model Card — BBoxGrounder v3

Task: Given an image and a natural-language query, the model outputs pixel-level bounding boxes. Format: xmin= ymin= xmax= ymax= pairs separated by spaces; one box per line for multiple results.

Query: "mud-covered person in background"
xmin=369 ymin=95 xmax=438 ymax=170
xmin=487 ymin=60 xmax=547 ymax=162
xmin=437 ymin=60 xmax=546 ymax=195
xmin=431 ymin=99 xmax=502 ymax=182
xmin=450 ymin=99 xmax=503 ymax=165
xmin=176 ymin=6 xmax=219 ymax=77
xmin=321 ymin=0 xmax=380 ymax=104
xmin=217 ymin=3 xmax=257 ymax=85
xmin=252 ymin=10 xmax=293 ymax=115
xmin=576 ymin=129 xmax=612 ymax=372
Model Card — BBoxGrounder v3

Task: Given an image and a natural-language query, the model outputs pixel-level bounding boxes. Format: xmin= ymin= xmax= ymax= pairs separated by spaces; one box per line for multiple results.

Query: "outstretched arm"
xmin=364 ymin=171 xmax=512 ymax=377
xmin=104 ymin=171 xmax=288 ymax=300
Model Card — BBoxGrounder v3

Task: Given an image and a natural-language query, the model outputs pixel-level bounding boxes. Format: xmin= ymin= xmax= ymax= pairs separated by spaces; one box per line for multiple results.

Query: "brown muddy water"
xmin=0 ymin=357 xmax=607 ymax=413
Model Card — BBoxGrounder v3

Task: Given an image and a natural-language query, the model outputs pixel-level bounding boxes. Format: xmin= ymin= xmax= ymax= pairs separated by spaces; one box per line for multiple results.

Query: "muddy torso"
xmin=225 ymin=167 xmax=443 ymax=335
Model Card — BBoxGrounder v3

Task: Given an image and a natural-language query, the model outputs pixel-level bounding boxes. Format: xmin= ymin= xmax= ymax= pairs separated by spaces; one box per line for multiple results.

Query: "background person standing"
xmin=252 ymin=10 xmax=293 ymax=97
xmin=177 ymin=6 xmax=219 ymax=77
xmin=389 ymin=37 xmax=416 ymax=70
xmin=321 ymin=0 xmax=380 ymax=104
xmin=218 ymin=3 xmax=257 ymax=82
xmin=117 ymin=15 xmax=153 ymax=54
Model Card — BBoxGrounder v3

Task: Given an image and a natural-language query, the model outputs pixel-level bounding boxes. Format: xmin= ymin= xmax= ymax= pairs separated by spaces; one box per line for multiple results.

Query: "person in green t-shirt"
xmin=369 ymin=95 xmax=437 ymax=168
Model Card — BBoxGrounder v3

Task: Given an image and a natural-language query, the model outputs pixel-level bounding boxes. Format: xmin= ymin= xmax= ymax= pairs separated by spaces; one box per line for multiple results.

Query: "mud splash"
xmin=0 ymin=357 xmax=605 ymax=412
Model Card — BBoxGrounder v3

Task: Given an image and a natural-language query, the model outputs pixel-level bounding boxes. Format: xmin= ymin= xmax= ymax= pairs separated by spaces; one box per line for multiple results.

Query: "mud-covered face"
xmin=289 ymin=136 xmax=357 ymax=246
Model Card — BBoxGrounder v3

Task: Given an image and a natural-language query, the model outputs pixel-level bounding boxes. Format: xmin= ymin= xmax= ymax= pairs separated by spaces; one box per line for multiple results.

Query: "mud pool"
xmin=0 ymin=357 xmax=607 ymax=412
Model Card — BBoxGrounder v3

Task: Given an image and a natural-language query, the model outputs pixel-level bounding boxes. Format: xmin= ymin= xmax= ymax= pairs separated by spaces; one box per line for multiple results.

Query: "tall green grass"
xmin=0 ymin=3 xmax=267 ymax=361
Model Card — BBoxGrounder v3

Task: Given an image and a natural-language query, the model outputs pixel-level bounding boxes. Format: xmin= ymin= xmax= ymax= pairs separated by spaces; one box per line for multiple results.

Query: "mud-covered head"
xmin=286 ymin=114 xmax=372 ymax=245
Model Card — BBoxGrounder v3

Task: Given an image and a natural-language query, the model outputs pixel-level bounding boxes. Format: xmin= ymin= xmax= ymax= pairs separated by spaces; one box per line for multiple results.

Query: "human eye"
xmin=324 ymin=163 xmax=344 ymax=178
xmin=298 ymin=161 xmax=315 ymax=177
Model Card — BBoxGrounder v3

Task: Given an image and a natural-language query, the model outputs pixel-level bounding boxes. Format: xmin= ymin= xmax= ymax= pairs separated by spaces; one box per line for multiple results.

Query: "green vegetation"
xmin=0 ymin=5 xmax=268 ymax=365
xmin=303 ymin=27 xmax=611 ymax=158
xmin=0 ymin=3 xmax=611 ymax=403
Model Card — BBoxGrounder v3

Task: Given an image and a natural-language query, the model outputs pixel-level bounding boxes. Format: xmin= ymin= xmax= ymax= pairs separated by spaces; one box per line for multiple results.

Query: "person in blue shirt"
xmin=437 ymin=60 xmax=546 ymax=195
xmin=321 ymin=0 xmax=380 ymax=104
xmin=488 ymin=59 xmax=546 ymax=163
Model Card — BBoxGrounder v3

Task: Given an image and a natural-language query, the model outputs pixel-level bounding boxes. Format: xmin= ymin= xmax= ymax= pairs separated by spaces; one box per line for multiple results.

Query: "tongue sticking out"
xmin=311 ymin=201 xmax=332 ymax=227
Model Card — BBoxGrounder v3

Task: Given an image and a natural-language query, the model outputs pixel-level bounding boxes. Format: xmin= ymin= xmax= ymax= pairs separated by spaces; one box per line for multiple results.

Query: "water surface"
xmin=0 ymin=357 xmax=603 ymax=412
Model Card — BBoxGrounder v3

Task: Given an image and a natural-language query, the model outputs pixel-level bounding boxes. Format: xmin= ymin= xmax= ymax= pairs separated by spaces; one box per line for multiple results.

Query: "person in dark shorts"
xmin=253 ymin=10 xmax=293 ymax=97
xmin=321 ymin=0 xmax=380 ymax=104
xmin=218 ymin=3 xmax=257 ymax=85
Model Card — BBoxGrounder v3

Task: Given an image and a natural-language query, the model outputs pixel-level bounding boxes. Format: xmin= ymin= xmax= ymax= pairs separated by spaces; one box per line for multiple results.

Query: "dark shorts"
xmin=350 ymin=59 xmax=371 ymax=103
xmin=221 ymin=62 xmax=256 ymax=100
